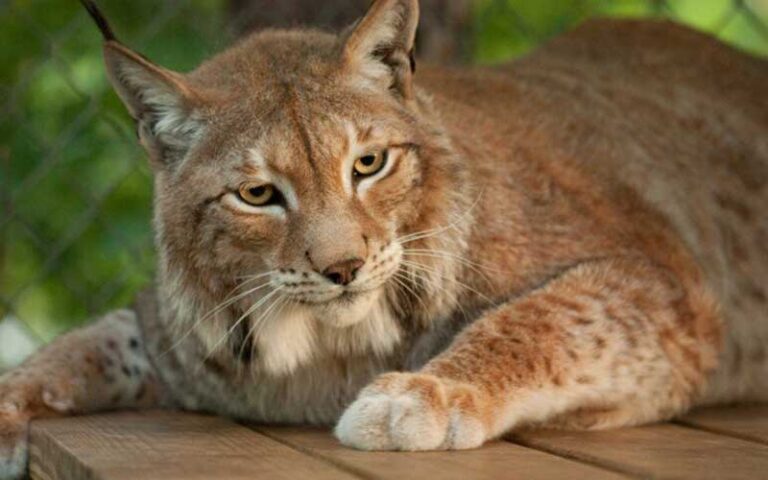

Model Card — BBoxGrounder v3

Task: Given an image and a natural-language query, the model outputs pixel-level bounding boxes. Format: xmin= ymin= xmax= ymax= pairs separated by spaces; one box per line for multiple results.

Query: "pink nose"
xmin=322 ymin=258 xmax=364 ymax=286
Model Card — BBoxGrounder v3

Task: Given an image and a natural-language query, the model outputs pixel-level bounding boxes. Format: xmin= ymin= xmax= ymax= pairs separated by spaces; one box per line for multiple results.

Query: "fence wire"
xmin=1 ymin=0 xmax=766 ymax=347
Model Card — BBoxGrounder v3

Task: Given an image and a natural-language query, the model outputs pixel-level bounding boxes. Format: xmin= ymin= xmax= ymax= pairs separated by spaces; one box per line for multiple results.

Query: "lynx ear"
xmin=103 ymin=44 xmax=203 ymax=167
xmin=82 ymin=1 xmax=203 ymax=169
xmin=342 ymin=0 xmax=419 ymax=100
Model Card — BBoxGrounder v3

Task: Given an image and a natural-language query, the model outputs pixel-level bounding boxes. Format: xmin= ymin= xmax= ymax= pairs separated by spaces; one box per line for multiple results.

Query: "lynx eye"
xmin=353 ymin=150 xmax=387 ymax=177
xmin=238 ymin=183 xmax=276 ymax=206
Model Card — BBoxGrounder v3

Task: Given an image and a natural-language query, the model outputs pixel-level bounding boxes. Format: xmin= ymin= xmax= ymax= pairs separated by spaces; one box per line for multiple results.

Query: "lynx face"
xmin=98 ymin=0 xmax=467 ymax=366
xmin=160 ymin=90 xmax=424 ymax=328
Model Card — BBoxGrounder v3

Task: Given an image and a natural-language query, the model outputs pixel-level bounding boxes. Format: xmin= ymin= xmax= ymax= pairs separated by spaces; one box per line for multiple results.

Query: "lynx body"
xmin=1 ymin=1 xmax=767 ymax=478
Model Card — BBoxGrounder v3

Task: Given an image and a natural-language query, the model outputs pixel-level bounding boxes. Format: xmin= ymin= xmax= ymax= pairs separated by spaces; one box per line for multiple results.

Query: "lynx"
xmin=1 ymin=0 xmax=767 ymax=477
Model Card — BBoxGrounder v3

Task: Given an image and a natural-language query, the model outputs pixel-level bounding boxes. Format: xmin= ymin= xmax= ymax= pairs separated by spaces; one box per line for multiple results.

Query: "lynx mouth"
xmin=331 ymin=290 xmax=361 ymax=303
xmin=293 ymin=290 xmax=359 ymax=305
xmin=292 ymin=285 xmax=377 ymax=307
xmin=271 ymin=286 xmax=380 ymax=329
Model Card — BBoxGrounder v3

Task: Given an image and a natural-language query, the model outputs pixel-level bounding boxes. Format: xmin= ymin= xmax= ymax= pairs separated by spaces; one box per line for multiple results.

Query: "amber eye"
xmin=238 ymin=183 xmax=276 ymax=206
xmin=353 ymin=150 xmax=387 ymax=177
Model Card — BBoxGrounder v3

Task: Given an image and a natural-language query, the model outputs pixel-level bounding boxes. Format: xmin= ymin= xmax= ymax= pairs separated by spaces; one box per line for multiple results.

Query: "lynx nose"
xmin=322 ymin=258 xmax=364 ymax=286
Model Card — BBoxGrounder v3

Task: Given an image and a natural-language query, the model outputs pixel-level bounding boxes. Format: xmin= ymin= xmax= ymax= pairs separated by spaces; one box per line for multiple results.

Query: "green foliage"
xmin=0 ymin=0 xmax=765 ymax=339
xmin=473 ymin=0 xmax=768 ymax=63
xmin=1 ymin=0 xmax=228 ymax=339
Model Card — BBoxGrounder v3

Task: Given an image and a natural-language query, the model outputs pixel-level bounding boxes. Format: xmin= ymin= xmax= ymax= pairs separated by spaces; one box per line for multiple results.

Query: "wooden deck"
xmin=29 ymin=405 xmax=768 ymax=479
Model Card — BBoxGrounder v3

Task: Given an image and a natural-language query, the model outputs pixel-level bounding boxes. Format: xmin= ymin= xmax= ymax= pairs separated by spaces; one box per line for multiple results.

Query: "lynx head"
xmin=85 ymin=0 xmax=470 ymax=373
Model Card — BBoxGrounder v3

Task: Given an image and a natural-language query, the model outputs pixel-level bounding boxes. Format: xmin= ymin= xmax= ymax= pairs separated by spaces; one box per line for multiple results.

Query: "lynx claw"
xmin=335 ymin=372 xmax=488 ymax=451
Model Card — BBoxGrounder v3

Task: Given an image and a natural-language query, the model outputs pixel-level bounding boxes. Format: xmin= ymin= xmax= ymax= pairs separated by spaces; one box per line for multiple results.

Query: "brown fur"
xmin=1 ymin=0 xmax=767 ymax=474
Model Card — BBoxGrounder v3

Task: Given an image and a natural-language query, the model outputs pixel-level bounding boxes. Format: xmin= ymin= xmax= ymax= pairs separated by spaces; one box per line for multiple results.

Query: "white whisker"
xmin=230 ymin=271 xmax=277 ymax=293
xmin=395 ymin=188 xmax=485 ymax=245
xmin=238 ymin=294 xmax=288 ymax=369
xmin=402 ymin=249 xmax=500 ymax=286
xmin=204 ymin=286 xmax=284 ymax=360
xmin=158 ymin=280 xmax=275 ymax=358
xmin=234 ymin=271 xmax=277 ymax=281
xmin=400 ymin=259 xmax=492 ymax=303
xmin=206 ymin=281 xmax=274 ymax=319
xmin=392 ymin=271 xmax=431 ymax=315
xmin=403 ymin=248 xmax=500 ymax=273
xmin=396 ymin=267 xmax=471 ymax=323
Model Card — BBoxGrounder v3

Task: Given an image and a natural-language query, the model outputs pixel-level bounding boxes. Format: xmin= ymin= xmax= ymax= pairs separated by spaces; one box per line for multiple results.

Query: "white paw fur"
xmin=335 ymin=373 xmax=487 ymax=451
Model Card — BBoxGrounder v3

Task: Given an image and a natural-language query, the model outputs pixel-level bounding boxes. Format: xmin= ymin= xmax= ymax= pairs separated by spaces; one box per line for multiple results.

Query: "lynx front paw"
xmin=335 ymin=373 xmax=489 ymax=451
xmin=0 ymin=405 xmax=28 ymax=480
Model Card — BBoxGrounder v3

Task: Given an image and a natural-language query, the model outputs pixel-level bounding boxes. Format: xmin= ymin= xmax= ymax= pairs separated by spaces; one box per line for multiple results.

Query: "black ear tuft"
xmin=80 ymin=0 xmax=117 ymax=42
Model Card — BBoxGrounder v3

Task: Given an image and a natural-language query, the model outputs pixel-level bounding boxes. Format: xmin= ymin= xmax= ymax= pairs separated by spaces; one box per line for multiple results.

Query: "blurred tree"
xmin=228 ymin=0 xmax=474 ymax=63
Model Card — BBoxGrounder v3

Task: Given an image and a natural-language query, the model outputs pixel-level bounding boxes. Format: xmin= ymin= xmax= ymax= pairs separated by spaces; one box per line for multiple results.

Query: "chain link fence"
xmin=1 ymin=0 xmax=767 ymax=365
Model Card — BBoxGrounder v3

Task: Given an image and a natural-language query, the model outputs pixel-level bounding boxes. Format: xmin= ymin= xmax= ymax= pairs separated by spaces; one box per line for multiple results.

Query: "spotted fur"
xmin=1 ymin=1 xmax=767 ymax=477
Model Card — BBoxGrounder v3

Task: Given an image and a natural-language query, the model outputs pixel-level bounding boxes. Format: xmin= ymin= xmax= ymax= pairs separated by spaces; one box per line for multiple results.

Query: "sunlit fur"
xmin=1 ymin=1 xmax=767 ymax=474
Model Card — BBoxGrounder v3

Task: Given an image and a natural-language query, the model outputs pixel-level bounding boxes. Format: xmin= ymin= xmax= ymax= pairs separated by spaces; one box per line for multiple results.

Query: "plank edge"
xmin=29 ymin=422 xmax=98 ymax=480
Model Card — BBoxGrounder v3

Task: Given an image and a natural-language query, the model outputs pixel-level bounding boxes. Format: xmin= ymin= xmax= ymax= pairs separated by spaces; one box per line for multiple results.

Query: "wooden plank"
xmin=256 ymin=426 xmax=628 ymax=480
xmin=512 ymin=423 xmax=768 ymax=480
xmin=29 ymin=411 xmax=359 ymax=480
xmin=679 ymin=405 xmax=768 ymax=445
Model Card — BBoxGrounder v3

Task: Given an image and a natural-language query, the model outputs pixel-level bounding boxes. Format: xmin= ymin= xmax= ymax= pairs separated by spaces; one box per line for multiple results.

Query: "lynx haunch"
xmin=1 ymin=0 xmax=767 ymax=477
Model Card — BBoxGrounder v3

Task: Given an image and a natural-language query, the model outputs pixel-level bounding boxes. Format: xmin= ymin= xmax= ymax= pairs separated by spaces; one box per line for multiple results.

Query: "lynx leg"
xmin=0 ymin=309 xmax=167 ymax=479
xmin=336 ymin=258 xmax=721 ymax=450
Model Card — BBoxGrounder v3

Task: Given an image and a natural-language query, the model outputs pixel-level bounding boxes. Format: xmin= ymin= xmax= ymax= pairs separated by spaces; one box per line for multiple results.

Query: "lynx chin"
xmin=1 ymin=0 xmax=767 ymax=477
